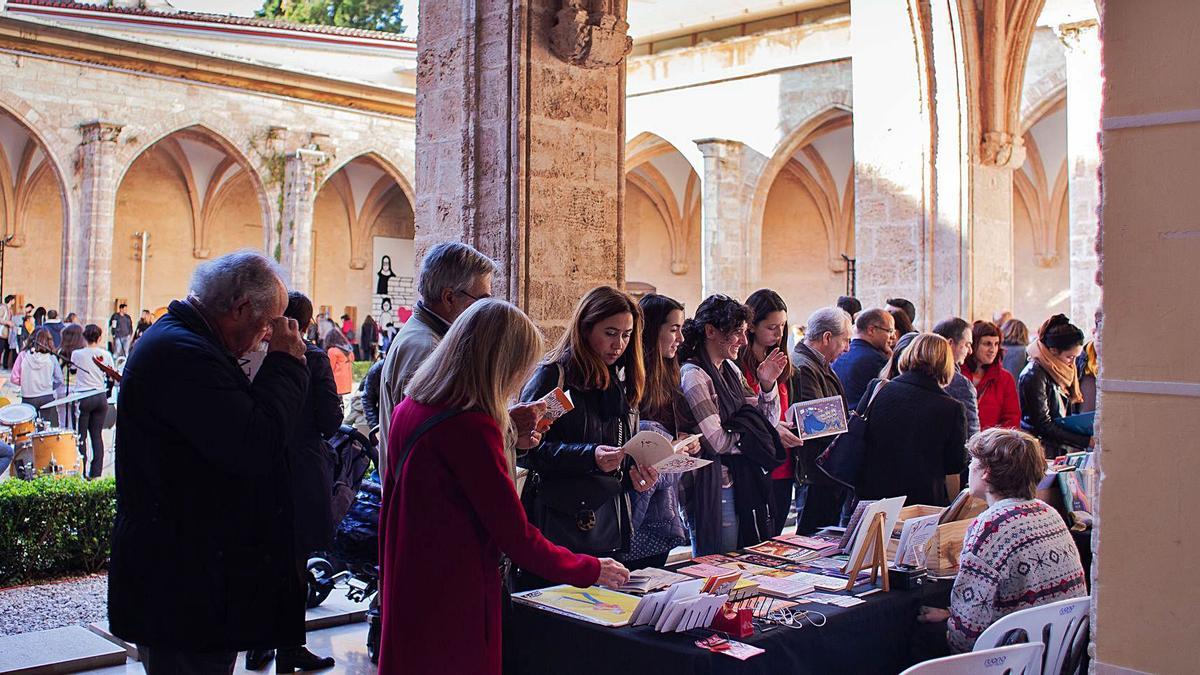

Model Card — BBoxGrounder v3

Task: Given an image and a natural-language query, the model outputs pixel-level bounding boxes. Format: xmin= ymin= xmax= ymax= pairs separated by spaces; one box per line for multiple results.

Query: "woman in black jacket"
xmin=517 ymin=287 xmax=658 ymax=588
xmin=857 ymin=333 xmax=967 ymax=507
xmin=246 ymin=292 xmax=344 ymax=672
xmin=1018 ymin=314 xmax=1092 ymax=457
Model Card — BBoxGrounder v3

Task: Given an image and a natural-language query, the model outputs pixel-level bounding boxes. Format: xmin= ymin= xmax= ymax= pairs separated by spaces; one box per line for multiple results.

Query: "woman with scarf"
xmin=1018 ymin=314 xmax=1092 ymax=457
xmin=517 ymin=287 xmax=658 ymax=587
xmin=678 ymin=295 xmax=788 ymax=555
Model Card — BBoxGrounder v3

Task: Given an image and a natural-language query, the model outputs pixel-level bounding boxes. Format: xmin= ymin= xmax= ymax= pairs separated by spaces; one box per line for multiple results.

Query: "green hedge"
xmin=0 ymin=476 xmax=116 ymax=585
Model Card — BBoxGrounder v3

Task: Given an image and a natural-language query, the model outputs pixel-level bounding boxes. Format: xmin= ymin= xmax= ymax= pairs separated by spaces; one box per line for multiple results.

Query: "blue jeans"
xmin=0 ymin=440 xmax=12 ymax=475
xmin=692 ymin=485 xmax=740 ymax=555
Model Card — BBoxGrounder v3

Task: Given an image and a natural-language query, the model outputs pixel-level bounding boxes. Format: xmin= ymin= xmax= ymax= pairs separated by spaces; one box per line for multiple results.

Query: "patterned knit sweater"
xmin=947 ymin=498 xmax=1086 ymax=652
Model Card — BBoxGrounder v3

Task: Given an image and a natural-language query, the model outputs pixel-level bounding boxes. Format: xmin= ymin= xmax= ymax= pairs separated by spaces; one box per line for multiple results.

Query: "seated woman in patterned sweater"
xmin=918 ymin=427 xmax=1086 ymax=653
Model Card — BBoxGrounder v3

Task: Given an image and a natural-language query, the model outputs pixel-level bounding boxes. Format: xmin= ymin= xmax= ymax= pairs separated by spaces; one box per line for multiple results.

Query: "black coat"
xmin=1018 ymin=360 xmax=1088 ymax=457
xmin=108 ymin=299 xmax=309 ymax=652
xmin=856 ymin=371 xmax=967 ymax=507
xmin=518 ymin=361 xmax=636 ymax=557
xmin=290 ymin=344 xmax=344 ymax=555
xmin=790 ymin=341 xmax=847 ymax=484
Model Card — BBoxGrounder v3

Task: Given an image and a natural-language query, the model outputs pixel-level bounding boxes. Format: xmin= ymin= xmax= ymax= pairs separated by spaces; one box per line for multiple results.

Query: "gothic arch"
xmin=117 ymin=123 xmax=273 ymax=258
xmin=747 ymin=105 xmax=853 ymax=271
xmin=0 ymin=99 xmax=71 ymax=250
xmin=320 ymin=150 xmax=415 ymax=209
xmin=624 ymin=133 xmax=699 ymax=276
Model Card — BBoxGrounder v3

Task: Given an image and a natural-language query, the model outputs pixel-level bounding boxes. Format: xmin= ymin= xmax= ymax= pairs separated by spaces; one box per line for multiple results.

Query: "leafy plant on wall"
xmin=257 ymin=0 xmax=406 ymax=34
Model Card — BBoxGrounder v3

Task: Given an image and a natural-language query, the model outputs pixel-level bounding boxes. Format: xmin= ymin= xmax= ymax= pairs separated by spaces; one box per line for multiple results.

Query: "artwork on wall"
xmin=372 ymin=236 xmax=416 ymax=328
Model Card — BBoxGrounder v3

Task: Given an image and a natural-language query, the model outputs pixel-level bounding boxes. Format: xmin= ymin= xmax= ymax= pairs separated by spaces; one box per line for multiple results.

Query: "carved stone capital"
xmin=670 ymin=259 xmax=688 ymax=275
xmin=193 ymin=247 xmax=211 ymax=259
xmin=980 ymin=131 xmax=1026 ymax=169
xmin=1035 ymin=252 xmax=1060 ymax=268
xmin=349 ymin=256 xmax=368 ymax=270
xmin=550 ymin=3 xmax=632 ymax=69
xmin=8 ymin=234 xmax=25 ymax=248
xmin=80 ymin=121 xmax=123 ymax=144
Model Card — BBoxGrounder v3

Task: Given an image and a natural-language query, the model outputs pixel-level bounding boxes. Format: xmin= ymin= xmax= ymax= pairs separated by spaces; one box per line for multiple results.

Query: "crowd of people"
xmin=0 ymin=298 xmax=141 ymax=477
xmin=103 ymin=244 xmax=1093 ymax=674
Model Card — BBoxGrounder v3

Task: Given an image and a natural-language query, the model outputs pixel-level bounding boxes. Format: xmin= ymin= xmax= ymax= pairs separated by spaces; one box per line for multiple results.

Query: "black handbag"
xmin=816 ymin=379 xmax=887 ymax=489
xmin=527 ymin=474 xmax=625 ymax=556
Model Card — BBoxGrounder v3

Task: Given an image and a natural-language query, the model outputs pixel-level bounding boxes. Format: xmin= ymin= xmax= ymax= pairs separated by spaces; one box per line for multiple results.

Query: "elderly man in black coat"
xmin=790 ymin=307 xmax=853 ymax=535
xmin=108 ymin=251 xmax=309 ymax=674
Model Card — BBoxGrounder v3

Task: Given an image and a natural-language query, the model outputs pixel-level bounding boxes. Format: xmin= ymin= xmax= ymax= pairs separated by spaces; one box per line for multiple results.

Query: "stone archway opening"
xmin=312 ymin=153 xmax=414 ymax=334
xmin=0 ymin=108 xmax=68 ymax=310
xmin=114 ymin=125 xmax=270 ymax=315
xmin=758 ymin=113 xmax=854 ymax=321
xmin=624 ymin=133 xmax=702 ymax=310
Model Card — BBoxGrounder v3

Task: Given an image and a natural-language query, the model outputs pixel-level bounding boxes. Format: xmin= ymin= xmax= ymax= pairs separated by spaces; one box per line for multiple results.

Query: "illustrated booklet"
xmin=511 ymin=585 xmax=642 ymax=627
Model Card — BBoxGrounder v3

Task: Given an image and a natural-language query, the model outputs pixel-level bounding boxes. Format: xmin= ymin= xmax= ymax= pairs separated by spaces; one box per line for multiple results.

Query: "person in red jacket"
xmin=379 ymin=298 xmax=629 ymax=675
xmin=962 ymin=320 xmax=1020 ymax=430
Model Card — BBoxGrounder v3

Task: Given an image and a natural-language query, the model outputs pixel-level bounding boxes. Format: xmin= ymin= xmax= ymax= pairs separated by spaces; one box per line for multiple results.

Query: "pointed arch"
xmin=747 ymin=105 xmax=853 ymax=271
xmin=316 ymin=151 xmax=415 ymax=270
xmin=320 ymin=150 xmax=415 ymax=209
xmin=625 ymin=132 xmax=700 ymax=275
xmin=117 ymin=124 xmax=272 ymax=258
xmin=0 ymin=100 xmax=70 ymax=251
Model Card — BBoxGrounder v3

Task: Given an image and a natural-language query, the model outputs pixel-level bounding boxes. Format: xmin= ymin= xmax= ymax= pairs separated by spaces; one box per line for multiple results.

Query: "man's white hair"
xmin=190 ymin=250 xmax=283 ymax=317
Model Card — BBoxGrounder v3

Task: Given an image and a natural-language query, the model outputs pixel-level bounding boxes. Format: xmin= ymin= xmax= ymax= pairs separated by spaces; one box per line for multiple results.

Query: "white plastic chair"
xmin=974 ymin=596 xmax=1090 ymax=675
xmin=900 ymin=643 xmax=1045 ymax=675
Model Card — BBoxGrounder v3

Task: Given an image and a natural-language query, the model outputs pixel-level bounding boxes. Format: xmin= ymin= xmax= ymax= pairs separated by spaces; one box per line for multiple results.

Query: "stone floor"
xmin=82 ymin=622 xmax=375 ymax=674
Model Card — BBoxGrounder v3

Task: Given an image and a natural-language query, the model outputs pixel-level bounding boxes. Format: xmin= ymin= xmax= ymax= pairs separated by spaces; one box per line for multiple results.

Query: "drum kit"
xmin=2 ymin=388 xmax=104 ymax=480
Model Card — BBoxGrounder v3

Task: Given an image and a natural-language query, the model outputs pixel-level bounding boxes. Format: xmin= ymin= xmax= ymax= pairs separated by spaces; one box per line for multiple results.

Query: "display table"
xmin=508 ymin=581 xmax=943 ymax=675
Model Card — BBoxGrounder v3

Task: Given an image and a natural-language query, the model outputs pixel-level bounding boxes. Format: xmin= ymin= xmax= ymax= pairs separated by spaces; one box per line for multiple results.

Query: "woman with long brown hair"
xmin=962 ymin=320 xmax=1020 ymax=431
xmin=517 ymin=286 xmax=658 ymax=585
xmin=380 ymin=299 xmax=627 ymax=675
xmin=736 ymin=289 xmax=804 ymax=536
xmin=627 ymin=294 xmax=699 ymax=569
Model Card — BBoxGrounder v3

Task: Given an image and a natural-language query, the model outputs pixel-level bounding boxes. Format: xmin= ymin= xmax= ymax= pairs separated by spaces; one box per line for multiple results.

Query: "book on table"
xmin=748 ymin=574 xmax=816 ymax=599
xmin=511 ymin=585 xmax=642 ymax=627
xmin=619 ymin=567 xmax=691 ymax=595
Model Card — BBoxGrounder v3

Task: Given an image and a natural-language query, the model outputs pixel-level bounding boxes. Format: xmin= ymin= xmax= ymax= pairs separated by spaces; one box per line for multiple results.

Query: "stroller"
xmin=304 ymin=426 xmax=381 ymax=611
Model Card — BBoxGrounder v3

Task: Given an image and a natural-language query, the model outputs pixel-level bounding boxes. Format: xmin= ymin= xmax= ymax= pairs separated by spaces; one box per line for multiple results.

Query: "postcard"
xmin=787 ymin=395 xmax=849 ymax=441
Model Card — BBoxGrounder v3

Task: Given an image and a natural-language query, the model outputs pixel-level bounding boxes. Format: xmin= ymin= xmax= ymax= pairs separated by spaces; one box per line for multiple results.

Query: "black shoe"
xmin=366 ymin=611 xmax=381 ymax=664
xmin=245 ymin=649 xmax=275 ymax=670
xmin=276 ymin=646 xmax=335 ymax=673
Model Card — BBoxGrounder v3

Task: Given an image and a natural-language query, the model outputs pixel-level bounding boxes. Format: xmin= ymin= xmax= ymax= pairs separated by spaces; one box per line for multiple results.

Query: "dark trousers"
xmin=769 ymin=477 xmax=796 ymax=536
xmin=78 ymin=393 xmax=107 ymax=478
xmin=796 ymin=482 xmax=846 ymax=535
xmin=137 ymin=645 xmax=235 ymax=675
xmin=24 ymin=394 xmax=57 ymax=427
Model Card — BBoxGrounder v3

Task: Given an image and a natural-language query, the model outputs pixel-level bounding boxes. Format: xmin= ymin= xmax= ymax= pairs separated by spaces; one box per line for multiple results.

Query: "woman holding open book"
xmin=517 ymin=286 xmax=659 ymax=587
xmin=677 ymin=294 xmax=788 ymax=555
xmin=380 ymin=299 xmax=629 ymax=675
xmin=629 ymin=293 xmax=701 ymax=570
xmin=736 ymin=289 xmax=806 ymax=537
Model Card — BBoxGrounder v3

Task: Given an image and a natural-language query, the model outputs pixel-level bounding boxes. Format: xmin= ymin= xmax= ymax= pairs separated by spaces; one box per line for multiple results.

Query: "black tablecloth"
xmin=508 ymin=584 xmax=936 ymax=675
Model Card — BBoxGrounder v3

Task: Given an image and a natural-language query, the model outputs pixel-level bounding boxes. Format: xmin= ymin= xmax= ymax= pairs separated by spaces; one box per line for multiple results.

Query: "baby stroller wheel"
xmin=306 ymin=557 xmax=336 ymax=608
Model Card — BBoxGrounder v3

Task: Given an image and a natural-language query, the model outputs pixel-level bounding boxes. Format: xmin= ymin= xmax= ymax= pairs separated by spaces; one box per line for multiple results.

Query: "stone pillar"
xmin=1059 ymin=20 xmax=1102 ymax=333
xmin=415 ymin=0 xmax=631 ymax=335
xmin=277 ymin=149 xmax=326 ymax=293
xmin=694 ymin=139 xmax=763 ymax=300
xmin=68 ymin=121 xmax=122 ymax=328
xmin=849 ymin=0 xmax=931 ymax=322
xmin=969 ymin=164 xmax=1016 ymax=322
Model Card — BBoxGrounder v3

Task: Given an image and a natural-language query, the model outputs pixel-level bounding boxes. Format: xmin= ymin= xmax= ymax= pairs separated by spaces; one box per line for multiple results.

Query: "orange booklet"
xmin=535 ymin=387 xmax=574 ymax=431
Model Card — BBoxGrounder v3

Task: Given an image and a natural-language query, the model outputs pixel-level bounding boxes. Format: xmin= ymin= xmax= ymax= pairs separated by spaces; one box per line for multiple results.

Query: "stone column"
xmin=68 ymin=121 xmax=122 ymax=328
xmin=1059 ymin=20 xmax=1102 ymax=333
xmin=694 ymin=139 xmax=763 ymax=300
xmin=849 ymin=0 xmax=931 ymax=322
xmin=416 ymin=0 xmax=631 ymax=335
xmin=277 ymin=149 xmax=326 ymax=293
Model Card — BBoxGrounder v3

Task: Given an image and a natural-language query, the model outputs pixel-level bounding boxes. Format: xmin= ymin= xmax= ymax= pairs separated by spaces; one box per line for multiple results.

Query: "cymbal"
xmin=40 ymin=389 xmax=103 ymax=409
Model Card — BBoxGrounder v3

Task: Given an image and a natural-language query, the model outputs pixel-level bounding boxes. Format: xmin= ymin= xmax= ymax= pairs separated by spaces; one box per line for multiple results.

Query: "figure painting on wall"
xmin=376 ymin=255 xmax=396 ymax=296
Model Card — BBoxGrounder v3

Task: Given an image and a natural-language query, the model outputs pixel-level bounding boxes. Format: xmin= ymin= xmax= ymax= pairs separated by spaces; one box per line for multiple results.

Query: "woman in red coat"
xmin=379 ymin=299 xmax=629 ymax=675
xmin=961 ymin=321 xmax=1020 ymax=430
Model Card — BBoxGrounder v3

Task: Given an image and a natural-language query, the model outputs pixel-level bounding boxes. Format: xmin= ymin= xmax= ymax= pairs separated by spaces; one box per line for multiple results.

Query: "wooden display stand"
xmin=843 ymin=511 xmax=890 ymax=592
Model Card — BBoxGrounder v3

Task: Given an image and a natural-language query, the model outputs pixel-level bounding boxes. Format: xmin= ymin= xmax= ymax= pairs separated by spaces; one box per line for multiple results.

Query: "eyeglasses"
xmin=457 ymin=289 xmax=490 ymax=302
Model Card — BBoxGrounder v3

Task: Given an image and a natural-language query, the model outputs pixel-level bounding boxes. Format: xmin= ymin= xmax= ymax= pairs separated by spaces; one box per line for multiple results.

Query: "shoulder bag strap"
xmin=860 ymin=380 xmax=888 ymax=421
xmin=396 ymin=407 xmax=467 ymax=484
